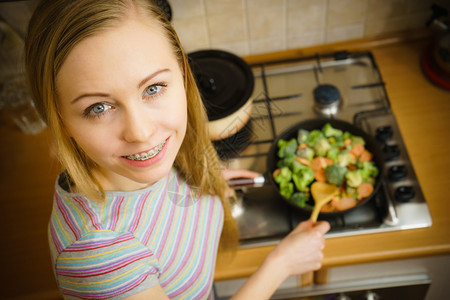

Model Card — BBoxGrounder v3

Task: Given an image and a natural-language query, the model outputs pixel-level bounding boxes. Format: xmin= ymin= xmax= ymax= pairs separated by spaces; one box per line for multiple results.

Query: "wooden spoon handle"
xmin=310 ymin=204 xmax=322 ymax=222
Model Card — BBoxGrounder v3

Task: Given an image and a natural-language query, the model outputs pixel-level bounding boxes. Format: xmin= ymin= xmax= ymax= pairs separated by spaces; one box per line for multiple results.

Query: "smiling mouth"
xmin=123 ymin=140 xmax=166 ymax=161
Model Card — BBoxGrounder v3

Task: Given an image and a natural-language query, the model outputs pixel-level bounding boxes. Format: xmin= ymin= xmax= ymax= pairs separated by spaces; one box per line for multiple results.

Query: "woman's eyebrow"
xmin=137 ymin=68 xmax=170 ymax=89
xmin=70 ymin=68 xmax=171 ymax=104
xmin=71 ymin=93 xmax=110 ymax=104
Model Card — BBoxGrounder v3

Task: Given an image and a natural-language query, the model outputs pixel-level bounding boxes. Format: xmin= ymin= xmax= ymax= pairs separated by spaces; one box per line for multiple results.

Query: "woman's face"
xmin=57 ymin=17 xmax=187 ymax=191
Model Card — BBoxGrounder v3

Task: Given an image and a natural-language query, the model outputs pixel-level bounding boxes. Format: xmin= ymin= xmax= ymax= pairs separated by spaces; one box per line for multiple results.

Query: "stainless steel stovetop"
xmin=217 ymin=51 xmax=432 ymax=248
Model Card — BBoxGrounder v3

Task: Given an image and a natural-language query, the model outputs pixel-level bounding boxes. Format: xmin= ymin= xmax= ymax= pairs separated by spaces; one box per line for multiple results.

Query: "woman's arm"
xmin=231 ymin=220 xmax=330 ymax=300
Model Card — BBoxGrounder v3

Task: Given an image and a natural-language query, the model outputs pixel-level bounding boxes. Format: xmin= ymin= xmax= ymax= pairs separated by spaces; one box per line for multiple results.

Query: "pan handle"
xmin=227 ymin=175 xmax=265 ymax=188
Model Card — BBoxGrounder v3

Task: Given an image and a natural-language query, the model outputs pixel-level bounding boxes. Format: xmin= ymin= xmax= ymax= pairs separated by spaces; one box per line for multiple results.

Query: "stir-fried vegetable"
xmin=273 ymin=123 xmax=379 ymax=212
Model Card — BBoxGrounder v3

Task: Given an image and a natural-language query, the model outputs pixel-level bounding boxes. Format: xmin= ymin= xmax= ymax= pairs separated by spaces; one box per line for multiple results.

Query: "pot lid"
xmin=188 ymin=49 xmax=254 ymax=121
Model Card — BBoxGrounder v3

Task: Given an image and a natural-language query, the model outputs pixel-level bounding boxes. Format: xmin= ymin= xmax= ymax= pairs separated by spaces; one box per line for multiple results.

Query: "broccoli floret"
xmin=296 ymin=146 xmax=315 ymax=161
xmin=290 ymin=192 xmax=309 ymax=207
xmin=292 ymin=167 xmax=315 ymax=192
xmin=277 ymin=153 xmax=296 ymax=168
xmin=274 ymin=166 xmax=292 ymax=183
xmin=308 ymin=130 xmax=325 ymax=147
xmin=314 ymin=138 xmax=331 ymax=157
xmin=297 ymin=129 xmax=310 ymax=144
xmin=343 ymin=131 xmax=352 ymax=140
xmin=325 ymin=164 xmax=347 ymax=186
xmin=351 ymin=136 xmax=365 ymax=146
xmin=322 ymin=123 xmax=343 ymax=137
xmin=279 ymin=181 xmax=294 ymax=199
xmin=327 ymin=146 xmax=340 ymax=161
xmin=331 ymin=134 xmax=345 ymax=146
xmin=346 ymin=186 xmax=358 ymax=199
xmin=277 ymin=138 xmax=298 ymax=158
xmin=345 ymin=170 xmax=363 ymax=188
xmin=337 ymin=151 xmax=354 ymax=167
xmin=291 ymin=160 xmax=303 ymax=174
xmin=357 ymin=161 xmax=379 ymax=180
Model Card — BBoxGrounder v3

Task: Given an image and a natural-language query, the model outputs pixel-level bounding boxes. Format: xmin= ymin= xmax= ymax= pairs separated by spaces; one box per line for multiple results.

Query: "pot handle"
xmin=227 ymin=175 xmax=265 ymax=188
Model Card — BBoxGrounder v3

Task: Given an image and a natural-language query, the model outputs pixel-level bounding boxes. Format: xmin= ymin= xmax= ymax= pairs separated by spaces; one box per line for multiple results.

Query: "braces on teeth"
xmin=125 ymin=140 xmax=166 ymax=161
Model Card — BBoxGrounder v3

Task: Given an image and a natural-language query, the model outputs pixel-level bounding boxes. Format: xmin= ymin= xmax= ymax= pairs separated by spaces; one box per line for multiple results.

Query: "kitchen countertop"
xmin=214 ymin=31 xmax=450 ymax=281
xmin=0 ymin=30 xmax=448 ymax=299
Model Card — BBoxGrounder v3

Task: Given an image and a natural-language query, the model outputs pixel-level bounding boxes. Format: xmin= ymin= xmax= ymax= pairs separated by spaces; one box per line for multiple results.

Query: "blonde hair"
xmin=25 ymin=0 xmax=238 ymax=250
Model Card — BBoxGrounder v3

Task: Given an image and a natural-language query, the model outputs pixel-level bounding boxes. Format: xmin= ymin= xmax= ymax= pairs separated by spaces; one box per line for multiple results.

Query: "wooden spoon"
xmin=310 ymin=181 xmax=339 ymax=222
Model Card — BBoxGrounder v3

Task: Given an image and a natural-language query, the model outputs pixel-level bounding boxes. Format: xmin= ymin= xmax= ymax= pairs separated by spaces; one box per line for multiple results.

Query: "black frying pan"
xmin=228 ymin=118 xmax=384 ymax=217
xmin=266 ymin=118 xmax=384 ymax=217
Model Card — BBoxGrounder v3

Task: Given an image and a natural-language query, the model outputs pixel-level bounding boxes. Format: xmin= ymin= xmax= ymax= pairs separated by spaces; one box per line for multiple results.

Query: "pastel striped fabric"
xmin=48 ymin=168 xmax=224 ymax=299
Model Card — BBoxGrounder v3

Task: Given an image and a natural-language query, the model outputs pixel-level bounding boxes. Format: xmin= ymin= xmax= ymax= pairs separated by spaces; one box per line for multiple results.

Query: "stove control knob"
xmin=364 ymin=291 xmax=380 ymax=300
xmin=382 ymin=144 xmax=401 ymax=161
xmin=395 ymin=186 xmax=415 ymax=202
xmin=388 ymin=165 xmax=408 ymax=181
xmin=375 ymin=125 xmax=393 ymax=142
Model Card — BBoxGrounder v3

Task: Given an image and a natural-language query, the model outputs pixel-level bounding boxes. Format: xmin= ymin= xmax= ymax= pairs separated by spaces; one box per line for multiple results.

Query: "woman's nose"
xmin=121 ymin=105 xmax=154 ymax=143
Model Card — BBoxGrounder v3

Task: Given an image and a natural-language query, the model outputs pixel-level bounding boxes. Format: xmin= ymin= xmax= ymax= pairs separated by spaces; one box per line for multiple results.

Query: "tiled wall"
xmin=171 ymin=0 xmax=448 ymax=56
xmin=0 ymin=0 xmax=449 ymax=60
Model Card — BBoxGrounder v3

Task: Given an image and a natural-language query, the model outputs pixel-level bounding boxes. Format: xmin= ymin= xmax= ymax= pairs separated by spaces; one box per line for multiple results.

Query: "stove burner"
xmin=313 ymin=84 xmax=340 ymax=115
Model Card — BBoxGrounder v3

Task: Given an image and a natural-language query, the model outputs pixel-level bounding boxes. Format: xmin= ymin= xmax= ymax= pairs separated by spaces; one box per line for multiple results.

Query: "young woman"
xmin=25 ymin=0 xmax=330 ymax=299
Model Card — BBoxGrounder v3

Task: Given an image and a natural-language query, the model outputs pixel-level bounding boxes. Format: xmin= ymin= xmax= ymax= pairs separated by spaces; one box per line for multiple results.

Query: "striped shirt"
xmin=48 ymin=168 xmax=224 ymax=299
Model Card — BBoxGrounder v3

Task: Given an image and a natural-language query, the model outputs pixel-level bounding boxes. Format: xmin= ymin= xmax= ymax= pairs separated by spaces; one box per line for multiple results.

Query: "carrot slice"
xmin=320 ymin=203 xmax=334 ymax=212
xmin=344 ymin=138 xmax=352 ymax=146
xmin=297 ymin=143 xmax=308 ymax=150
xmin=324 ymin=157 xmax=334 ymax=166
xmin=296 ymin=157 xmax=311 ymax=166
xmin=359 ymin=150 xmax=373 ymax=162
xmin=314 ymin=168 xmax=326 ymax=182
xmin=272 ymin=168 xmax=281 ymax=178
xmin=311 ymin=157 xmax=326 ymax=171
xmin=357 ymin=183 xmax=374 ymax=199
xmin=352 ymin=144 xmax=365 ymax=156
xmin=335 ymin=197 xmax=357 ymax=210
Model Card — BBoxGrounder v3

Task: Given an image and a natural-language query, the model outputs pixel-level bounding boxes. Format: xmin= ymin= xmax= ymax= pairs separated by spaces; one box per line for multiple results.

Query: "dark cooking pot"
xmin=229 ymin=119 xmax=384 ymax=218
xmin=188 ymin=49 xmax=254 ymax=141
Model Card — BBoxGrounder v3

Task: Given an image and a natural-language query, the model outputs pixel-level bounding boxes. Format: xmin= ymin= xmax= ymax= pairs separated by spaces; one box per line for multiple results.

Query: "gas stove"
xmin=218 ymin=51 xmax=432 ymax=248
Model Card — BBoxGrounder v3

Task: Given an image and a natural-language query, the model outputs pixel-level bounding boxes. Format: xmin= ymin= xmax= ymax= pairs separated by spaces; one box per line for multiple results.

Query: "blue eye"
xmin=144 ymin=83 xmax=165 ymax=97
xmin=91 ymin=103 xmax=112 ymax=114
xmin=83 ymin=103 xmax=112 ymax=119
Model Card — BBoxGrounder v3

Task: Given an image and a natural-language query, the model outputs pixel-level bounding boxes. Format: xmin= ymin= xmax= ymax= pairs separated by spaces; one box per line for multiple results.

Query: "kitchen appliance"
xmin=219 ymin=51 xmax=432 ymax=248
xmin=188 ymin=49 xmax=255 ymax=141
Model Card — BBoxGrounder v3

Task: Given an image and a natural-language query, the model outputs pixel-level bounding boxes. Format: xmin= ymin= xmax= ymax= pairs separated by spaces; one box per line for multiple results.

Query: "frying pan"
xmin=229 ymin=118 xmax=384 ymax=217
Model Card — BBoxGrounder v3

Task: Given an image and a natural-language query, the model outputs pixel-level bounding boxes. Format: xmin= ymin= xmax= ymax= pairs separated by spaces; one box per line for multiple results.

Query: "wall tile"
xmin=366 ymin=0 xmax=408 ymax=21
xmin=246 ymin=0 xmax=285 ymax=9
xmin=172 ymin=17 xmax=210 ymax=53
xmin=326 ymin=23 xmax=364 ymax=43
xmin=205 ymin=0 xmax=245 ymax=15
xmin=250 ymin=36 xmax=286 ymax=55
xmin=327 ymin=0 xmax=367 ymax=27
xmin=287 ymin=0 xmax=327 ymax=37
xmin=365 ymin=16 xmax=413 ymax=36
xmin=247 ymin=6 xmax=285 ymax=40
xmin=287 ymin=29 xmax=326 ymax=49
xmin=207 ymin=12 xmax=247 ymax=45
xmin=170 ymin=0 xmax=204 ymax=19
xmin=211 ymin=41 xmax=250 ymax=57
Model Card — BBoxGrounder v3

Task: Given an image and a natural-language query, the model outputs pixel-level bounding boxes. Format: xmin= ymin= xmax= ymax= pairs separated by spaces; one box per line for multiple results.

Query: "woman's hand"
xmin=221 ymin=168 xmax=260 ymax=182
xmin=221 ymin=168 xmax=260 ymax=198
xmin=267 ymin=219 xmax=330 ymax=279
xmin=232 ymin=219 xmax=330 ymax=299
